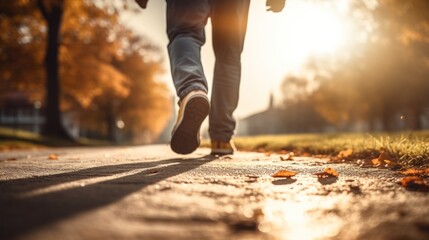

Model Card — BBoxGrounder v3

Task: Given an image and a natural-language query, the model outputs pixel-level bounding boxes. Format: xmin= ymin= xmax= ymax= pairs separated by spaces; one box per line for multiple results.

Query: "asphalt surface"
xmin=1 ymin=145 xmax=428 ymax=240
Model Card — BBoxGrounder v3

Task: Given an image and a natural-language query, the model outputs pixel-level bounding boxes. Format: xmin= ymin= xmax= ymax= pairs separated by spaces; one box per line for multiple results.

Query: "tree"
xmin=112 ymin=37 xmax=172 ymax=143
xmin=280 ymin=0 xmax=429 ymax=132
xmin=36 ymin=0 xmax=71 ymax=139
xmin=1 ymin=0 xmax=172 ymax=142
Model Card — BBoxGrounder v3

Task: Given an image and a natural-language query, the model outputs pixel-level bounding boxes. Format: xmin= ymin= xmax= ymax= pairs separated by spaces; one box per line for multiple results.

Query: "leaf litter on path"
xmin=328 ymin=148 xmax=352 ymax=163
xmin=313 ymin=167 xmax=339 ymax=178
xmin=272 ymin=170 xmax=297 ymax=178
xmin=338 ymin=148 xmax=353 ymax=158
xmin=398 ymin=176 xmax=429 ymax=192
xmin=280 ymin=152 xmax=294 ymax=161
xmin=400 ymin=168 xmax=429 ymax=177
xmin=245 ymin=175 xmax=259 ymax=183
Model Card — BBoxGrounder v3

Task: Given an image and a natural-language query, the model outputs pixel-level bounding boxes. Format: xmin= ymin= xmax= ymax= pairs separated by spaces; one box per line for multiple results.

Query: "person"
xmin=135 ymin=0 xmax=286 ymax=155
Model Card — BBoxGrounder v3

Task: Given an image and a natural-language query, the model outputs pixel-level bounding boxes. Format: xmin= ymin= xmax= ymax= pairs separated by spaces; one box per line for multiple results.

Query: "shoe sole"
xmin=210 ymin=150 xmax=234 ymax=156
xmin=171 ymin=95 xmax=209 ymax=154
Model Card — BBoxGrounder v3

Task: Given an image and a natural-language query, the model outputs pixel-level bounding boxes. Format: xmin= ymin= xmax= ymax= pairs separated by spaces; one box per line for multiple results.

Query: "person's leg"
xmin=209 ymin=0 xmax=251 ymax=142
xmin=166 ymin=0 xmax=210 ymax=100
xmin=167 ymin=0 xmax=211 ymax=154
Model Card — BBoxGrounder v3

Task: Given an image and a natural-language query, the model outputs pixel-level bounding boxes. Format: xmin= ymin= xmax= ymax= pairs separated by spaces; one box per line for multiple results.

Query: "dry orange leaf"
xmin=338 ymin=148 xmax=353 ymax=158
xmin=264 ymin=151 xmax=272 ymax=157
xmin=371 ymin=151 xmax=397 ymax=167
xmin=272 ymin=170 xmax=297 ymax=178
xmin=324 ymin=167 xmax=339 ymax=176
xmin=371 ymin=158 xmax=382 ymax=166
xmin=400 ymin=168 xmax=429 ymax=176
xmin=314 ymin=167 xmax=339 ymax=178
xmin=378 ymin=151 xmax=389 ymax=162
xmin=48 ymin=154 xmax=58 ymax=160
xmin=399 ymin=177 xmax=429 ymax=192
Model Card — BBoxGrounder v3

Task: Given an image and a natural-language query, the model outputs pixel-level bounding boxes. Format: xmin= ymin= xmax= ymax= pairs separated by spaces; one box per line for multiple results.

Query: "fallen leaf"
xmin=398 ymin=177 xmax=429 ymax=192
xmin=378 ymin=151 xmax=389 ymax=162
xmin=371 ymin=158 xmax=382 ymax=166
xmin=324 ymin=167 xmax=339 ymax=177
xmin=264 ymin=151 xmax=272 ymax=157
xmin=280 ymin=152 xmax=294 ymax=161
xmin=245 ymin=175 xmax=258 ymax=183
xmin=383 ymin=159 xmax=400 ymax=168
xmin=246 ymin=175 xmax=259 ymax=179
xmin=272 ymin=170 xmax=297 ymax=178
xmin=314 ymin=167 xmax=339 ymax=178
xmin=371 ymin=151 xmax=397 ymax=167
xmin=400 ymin=168 xmax=429 ymax=176
xmin=313 ymin=172 xmax=331 ymax=178
xmin=338 ymin=148 xmax=353 ymax=158
xmin=48 ymin=154 xmax=58 ymax=160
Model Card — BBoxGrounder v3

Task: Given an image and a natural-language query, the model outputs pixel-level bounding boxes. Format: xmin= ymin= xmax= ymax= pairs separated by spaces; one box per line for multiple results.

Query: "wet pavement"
xmin=1 ymin=145 xmax=428 ymax=240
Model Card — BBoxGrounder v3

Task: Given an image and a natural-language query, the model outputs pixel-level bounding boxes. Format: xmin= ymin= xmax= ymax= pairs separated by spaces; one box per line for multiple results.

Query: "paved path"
xmin=1 ymin=145 xmax=428 ymax=240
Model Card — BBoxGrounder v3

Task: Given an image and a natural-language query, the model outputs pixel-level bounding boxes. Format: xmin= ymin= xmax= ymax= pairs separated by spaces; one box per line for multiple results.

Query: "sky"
xmin=121 ymin=0 xmax=354 ymax=119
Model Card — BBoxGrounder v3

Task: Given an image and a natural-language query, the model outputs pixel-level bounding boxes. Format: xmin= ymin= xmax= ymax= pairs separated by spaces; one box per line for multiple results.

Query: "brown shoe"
xmin=170 ymin=91 xmax=210 ymax=154
xmin=210 ymin=140 xmax=236 ymax=156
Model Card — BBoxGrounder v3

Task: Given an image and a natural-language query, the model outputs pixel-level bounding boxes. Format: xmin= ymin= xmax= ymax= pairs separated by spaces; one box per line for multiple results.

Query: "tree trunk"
xmin=381 ymin=106 xmax=392 ymax=132
xmin=107 ymin=110 xmax=117 ymax=143
xmin=37 ymin=0 xmax=72 ymax=140
xmin=407 ymin=108 xmax=422 ymax=130
xmin=368 ymin=117 xmax=376 ymax=132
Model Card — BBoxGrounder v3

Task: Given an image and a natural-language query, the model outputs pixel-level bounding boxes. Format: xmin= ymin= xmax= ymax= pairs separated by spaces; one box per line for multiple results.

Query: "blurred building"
xmin=0 ymin=92 xmax=44 ymax=133
xmin=237 ymin=94 xmax=429 ymax=136
xmin=237 ymin=94 xmax=285 ymax=135
xmin=0 ymin=92 xmax=79 ymax=138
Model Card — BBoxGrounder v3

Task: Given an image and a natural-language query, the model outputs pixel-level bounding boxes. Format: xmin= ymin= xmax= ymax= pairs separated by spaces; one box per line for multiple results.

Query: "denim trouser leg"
xmin=166 ymin=0 xmax=210 ymax=100
xmin=209 ymin=0 xmax=250 ymax=142
xmin=166 ymin=0 xmax=250 ymax=141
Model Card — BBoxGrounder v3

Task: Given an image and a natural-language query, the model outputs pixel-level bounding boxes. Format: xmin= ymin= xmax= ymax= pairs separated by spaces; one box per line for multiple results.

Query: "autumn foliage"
xmin=0 ymin=0 xmax=171 ymax=143
xmin=278 ymin=0 xmax=429 ymax=133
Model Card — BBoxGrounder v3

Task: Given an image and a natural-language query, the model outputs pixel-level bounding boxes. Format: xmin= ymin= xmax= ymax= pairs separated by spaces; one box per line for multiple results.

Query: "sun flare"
xmin=265 ymin=1 xmax=350 ymax=72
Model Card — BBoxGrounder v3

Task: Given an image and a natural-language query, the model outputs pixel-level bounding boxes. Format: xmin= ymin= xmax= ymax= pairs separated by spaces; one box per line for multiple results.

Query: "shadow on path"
xmin=317 ymin=177 xmax=338 ymax=185
xmin=0 ymin=155 xmax=216 ymax=239
xmin=271 ymin=178 xmax=297 ymax=185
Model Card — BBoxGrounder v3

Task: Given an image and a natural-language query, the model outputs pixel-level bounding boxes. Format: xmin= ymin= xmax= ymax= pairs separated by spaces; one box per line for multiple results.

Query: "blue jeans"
xmin=166 ymin=0 xmax=250 ymax=142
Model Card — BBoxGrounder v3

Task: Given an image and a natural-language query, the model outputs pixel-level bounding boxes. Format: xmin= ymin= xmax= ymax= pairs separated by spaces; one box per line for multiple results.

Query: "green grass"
xmin=0 ymin=127 xmax=111 ymax=151
xmin=203 ymin=131 xmax=429 ymax=166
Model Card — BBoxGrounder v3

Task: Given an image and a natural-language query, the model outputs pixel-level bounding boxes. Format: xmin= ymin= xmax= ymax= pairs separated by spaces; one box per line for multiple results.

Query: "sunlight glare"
xmin=261 ymin=197 xmax=343 ymax=240
xmin=270 ymin=1 xmax=349 ymax=72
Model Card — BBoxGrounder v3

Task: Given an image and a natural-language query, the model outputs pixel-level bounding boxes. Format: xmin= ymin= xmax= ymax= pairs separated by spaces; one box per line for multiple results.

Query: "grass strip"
xmin=204 ymin=131 xmax=429 ymax=166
